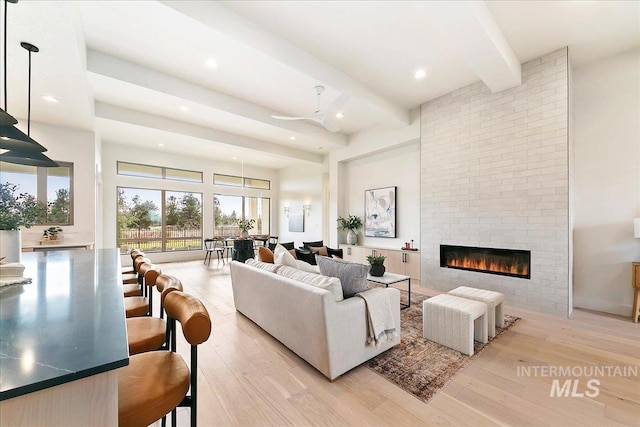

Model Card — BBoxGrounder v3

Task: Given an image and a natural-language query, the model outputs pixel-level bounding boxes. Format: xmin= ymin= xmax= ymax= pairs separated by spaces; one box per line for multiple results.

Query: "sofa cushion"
xmin=295 ymin=260 xmax=320 ymax=273
xmin=274 ymin=244 xmax=298 ymax=268
xmin=317 ymin=256 xmax=369 ymax=298
xmin=309 ymin=246 xmax=328 ymax=257
xmin=302 ymin=240 xmax=324 ymax=249
xmin=257 ymin=247 xmax=274 ymax=263
xmin=295 ymin=248 xmax=316 ymax=265
xmin=289 ymin=249 xmax=297 ymax=259
xmin=277 ymin=266 xmax=343 ymax=302
xmin=245 ymin=259 xmax=281 ymax=273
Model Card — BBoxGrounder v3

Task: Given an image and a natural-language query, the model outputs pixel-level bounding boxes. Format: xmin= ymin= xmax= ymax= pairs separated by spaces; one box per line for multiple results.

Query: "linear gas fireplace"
xmin=440 ymin=245 xmax=531 ymax=279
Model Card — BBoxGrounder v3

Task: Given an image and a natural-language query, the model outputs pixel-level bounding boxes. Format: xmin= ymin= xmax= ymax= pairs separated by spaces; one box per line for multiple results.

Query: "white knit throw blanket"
xmin=356 ymin=287 xmax=397 ymax=347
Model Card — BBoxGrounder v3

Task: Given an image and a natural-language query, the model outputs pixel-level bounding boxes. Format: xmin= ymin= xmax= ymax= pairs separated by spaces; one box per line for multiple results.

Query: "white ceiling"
xmin=3 ymin=1 xmax=639 ymax=169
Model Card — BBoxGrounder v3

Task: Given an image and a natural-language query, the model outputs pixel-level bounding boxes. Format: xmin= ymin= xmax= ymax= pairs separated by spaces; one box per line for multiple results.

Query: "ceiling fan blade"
xmin=271 ymin=115 xmax=312 ymax=121
xmin=319 ymin=92 xmax=351 ymax=116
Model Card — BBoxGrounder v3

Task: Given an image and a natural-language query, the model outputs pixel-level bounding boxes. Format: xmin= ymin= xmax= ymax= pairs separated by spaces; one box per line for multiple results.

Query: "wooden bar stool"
xmin=118 ymin=291 xmax=211 ymax=427
xmin=126 ymin=277 xmax=183 ymax=355
xmin=124 ymin=263 xmax=160 ymax=318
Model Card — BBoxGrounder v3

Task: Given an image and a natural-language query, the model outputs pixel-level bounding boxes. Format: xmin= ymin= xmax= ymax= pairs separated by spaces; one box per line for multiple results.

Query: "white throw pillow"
xmin=295 ymin=260 xmax=320 ymax=274
xmin=277 ymin=265 xmax=344 ymax=302
xmin=273 ymin=244 xmax=298 ymax=268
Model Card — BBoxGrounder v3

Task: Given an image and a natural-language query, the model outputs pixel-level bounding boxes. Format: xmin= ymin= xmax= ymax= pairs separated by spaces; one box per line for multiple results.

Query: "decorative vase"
xmin=370 ymin=264 xmax=385 ymax=277
xmin=241 ymin=229 xmax=249 ymax=239
xmin=0 ymin=230 xmax=22 ymax=263
xmin=346 ymin=229 xmax=357 ymax=245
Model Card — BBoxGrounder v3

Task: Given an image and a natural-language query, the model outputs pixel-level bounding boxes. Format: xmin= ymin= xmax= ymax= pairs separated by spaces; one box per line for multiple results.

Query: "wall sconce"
xmin=303 ymin=204 xmax=311 ymax=217
xmin=284 ymin=206 xmax=290 ymax=218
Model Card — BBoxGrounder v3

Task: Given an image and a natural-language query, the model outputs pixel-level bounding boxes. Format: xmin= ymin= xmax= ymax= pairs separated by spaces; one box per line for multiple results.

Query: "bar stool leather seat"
xmin=123 ymin=284 xmax=142 ymax=297
xmin=118 ymin=351 xmax=189 ymax=427
xmin=126 ymin=277 xmax=183 ymax=355
xmin=126 ymin=317 xmax=166 ymax=355
xmin=125 ymin=298 xmax=148 ymax=317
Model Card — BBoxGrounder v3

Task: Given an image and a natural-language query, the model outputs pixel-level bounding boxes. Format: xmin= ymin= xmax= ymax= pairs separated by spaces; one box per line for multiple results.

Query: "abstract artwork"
xmin=288 ymin=207 xmax=304 ymax=232
xmin=365 ymin=186 xmax=396 ymax=238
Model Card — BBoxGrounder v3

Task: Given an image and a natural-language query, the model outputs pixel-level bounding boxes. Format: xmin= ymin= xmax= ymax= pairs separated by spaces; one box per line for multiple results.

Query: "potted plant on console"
xmin=337 ymin=214 xmax=363 ymax=245
xmin=43 ymin=226 xmax=63 ymax=241
xmin=367 ymin=254 xmax=386 ymax=277
xmin=236 ymin=218 xmax=255 ymax=239
xmin=0 ymin=182 xmax=45 ymax=262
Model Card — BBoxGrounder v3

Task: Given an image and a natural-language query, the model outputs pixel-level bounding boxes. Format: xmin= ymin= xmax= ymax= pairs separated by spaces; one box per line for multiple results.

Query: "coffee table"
xmin=367 ymin=272 xmax=411 ymax=309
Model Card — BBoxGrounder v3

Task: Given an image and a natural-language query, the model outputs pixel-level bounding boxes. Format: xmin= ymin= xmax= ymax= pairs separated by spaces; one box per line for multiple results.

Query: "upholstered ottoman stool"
xmin=422 ymin=294 xmax=488 ymax=356
xmin=448 ymin=286 xmax=504 ymax=338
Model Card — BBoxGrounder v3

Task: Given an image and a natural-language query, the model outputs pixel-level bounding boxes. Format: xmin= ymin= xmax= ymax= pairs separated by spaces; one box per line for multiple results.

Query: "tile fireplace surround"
xmin=421 ymin=48 xmax=571 ymax=317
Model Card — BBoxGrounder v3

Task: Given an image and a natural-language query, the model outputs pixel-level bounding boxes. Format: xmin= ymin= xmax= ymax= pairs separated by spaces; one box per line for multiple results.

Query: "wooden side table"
xmin=632 ymin=262 xmax=640 ymax=323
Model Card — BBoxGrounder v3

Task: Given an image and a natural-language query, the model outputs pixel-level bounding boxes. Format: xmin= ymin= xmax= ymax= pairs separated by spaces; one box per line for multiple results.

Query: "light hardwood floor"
xmin=152 ymin=260 xmax=640 ymax=427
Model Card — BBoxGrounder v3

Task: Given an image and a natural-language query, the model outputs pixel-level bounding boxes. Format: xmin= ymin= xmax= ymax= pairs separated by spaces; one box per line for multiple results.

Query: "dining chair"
xmin=203 ymin=238 xmax=225 ymax=266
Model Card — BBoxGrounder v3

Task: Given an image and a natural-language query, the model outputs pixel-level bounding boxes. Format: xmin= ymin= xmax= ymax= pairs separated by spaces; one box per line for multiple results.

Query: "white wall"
xmin=278 ymin=164 xmax=325 ymax=247
xmin=343 ymin=142 xmax=421 ymax=249
xmin=573 ymin=48 xmax=640 ymax=316
xmin=101 ymin=142 xmax=278 ymax=263
xmin=19 ymin=122 xmax=96 ymax=246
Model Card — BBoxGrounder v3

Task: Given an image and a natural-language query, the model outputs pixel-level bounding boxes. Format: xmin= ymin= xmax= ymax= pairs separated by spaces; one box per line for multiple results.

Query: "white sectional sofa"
xmin=229 ymin=260 xmax=401 ymax=380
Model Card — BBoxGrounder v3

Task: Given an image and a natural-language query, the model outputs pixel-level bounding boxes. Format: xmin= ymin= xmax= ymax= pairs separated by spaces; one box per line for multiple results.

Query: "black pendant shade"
xmin=0 ymin=149 xmax=58 ymax=167
xmin=0 ymin=124 xmax=47 ymax=151
xmin=0 ymin=108 xmax=18 ymax=125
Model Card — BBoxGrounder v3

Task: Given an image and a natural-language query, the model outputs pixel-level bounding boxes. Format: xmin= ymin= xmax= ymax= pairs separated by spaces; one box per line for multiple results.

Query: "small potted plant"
xmin=337 ymin=215 xmax=363 ymax=245
xmin=366 ymin=254 xmax=386 ymax=277
xmin=235 ymin=218 xmax=255 ymax=239
xmin=0 ymin=182 xmax=46 ymax=262
xmin=43 ymin=226 xmax=63 ymax=241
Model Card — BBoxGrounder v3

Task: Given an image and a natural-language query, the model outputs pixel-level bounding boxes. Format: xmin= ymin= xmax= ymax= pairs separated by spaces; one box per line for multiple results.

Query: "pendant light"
xmin=0 ymin=41 xmax=57 ymax=167
xmin=0 ymin=0 xmax=51 ymax=157
xmin=0 ymin=0 xmax=17 ymax=126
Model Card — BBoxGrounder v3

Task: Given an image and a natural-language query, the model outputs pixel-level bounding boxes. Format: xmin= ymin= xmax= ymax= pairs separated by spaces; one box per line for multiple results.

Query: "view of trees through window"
xmin=0 ymin=161 xmax=73 ymax=225
xmin=214 ymin=194 xmax=270 ymax=236
xmin=117 ymin=187 xmax=202 ymax=254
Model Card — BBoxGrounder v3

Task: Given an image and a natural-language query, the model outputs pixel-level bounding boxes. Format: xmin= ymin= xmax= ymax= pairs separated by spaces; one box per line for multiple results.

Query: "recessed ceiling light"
xmin=41 ymin=95 xmax=58 ymax=103
xmin=414 ymin=69 xmax=427 ymax=80
xmin=232 ymin=156 xmax=237 ymax=160
xmin=158 ymin=143 xmax=165 ymax=147
xmin=289 ymin=136 xmax=296 ymax=140
xmin=335 ymin=112 xmax=344 ymax=119
xmin=205 ymin=58 xmax=218 ymax=69
xmin=318 ymin=147 xmax=323 ymax=151
xmin=179 ymin=105 xmax=189 ymax=112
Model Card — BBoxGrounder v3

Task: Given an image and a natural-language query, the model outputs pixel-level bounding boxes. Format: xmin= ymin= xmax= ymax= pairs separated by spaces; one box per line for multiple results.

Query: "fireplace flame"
xmin=447 ymin=256 xmax=528 ymax=276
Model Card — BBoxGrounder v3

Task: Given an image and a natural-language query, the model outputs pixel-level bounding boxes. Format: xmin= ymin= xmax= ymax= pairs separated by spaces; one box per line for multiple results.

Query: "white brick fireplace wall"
xmin=420 ymin=48 xmax=570 ymax=317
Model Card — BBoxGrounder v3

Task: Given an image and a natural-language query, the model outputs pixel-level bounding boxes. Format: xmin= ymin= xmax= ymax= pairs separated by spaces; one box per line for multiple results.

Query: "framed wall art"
xmin=364 ymin=186 xmax=396 ymax=238
xmin=288 ymin=207 xmax=305 ymax=232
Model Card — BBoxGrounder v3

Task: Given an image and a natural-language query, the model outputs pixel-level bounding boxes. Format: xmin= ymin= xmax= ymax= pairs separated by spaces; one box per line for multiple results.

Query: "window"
xmin=0 ymin=161 xmax=73 ymax=225
xmin=117 ymin=187 xmax=202 ymax=254
xmin=117 ymin=162 xmax=202 ymax=183
xmin=214 ymin=194 xmax=270 ymax=237
xmin=214 ymin=173 xmax=270 ymax=190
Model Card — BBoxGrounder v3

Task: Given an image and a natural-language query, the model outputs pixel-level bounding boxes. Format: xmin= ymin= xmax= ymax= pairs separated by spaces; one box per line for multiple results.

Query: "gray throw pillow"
xmin=316 ymin=256 xmax=369 ymax=298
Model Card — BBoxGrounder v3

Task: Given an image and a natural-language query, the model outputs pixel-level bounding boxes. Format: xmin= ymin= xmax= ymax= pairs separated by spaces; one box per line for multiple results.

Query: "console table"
xmin=0 ymin=249 xmax=128 ymax=426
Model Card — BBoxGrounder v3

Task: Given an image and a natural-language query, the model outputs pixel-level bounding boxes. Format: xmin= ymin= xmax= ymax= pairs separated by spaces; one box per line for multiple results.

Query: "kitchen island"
xmin=0 ymin=249 xmax=128 ymax=426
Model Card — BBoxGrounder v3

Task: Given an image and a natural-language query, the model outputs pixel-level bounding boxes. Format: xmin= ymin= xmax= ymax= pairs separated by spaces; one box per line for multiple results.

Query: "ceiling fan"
xmin=271 ymin=85 xmax=350 ymax=133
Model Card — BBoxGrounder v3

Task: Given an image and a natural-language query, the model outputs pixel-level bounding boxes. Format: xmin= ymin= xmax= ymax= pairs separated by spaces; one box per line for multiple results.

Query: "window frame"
xmin=213 ymin=173 xmax=270 ymax=190
xmin=116 ymin=186 xmax=204 ymax=254
xmin=0 ymin=160 xmax=74 ymax=226
xmin=213 ymin=193 xmax=271 ymax=237
xmin=117 ymin=161 xmax=203 ymax=183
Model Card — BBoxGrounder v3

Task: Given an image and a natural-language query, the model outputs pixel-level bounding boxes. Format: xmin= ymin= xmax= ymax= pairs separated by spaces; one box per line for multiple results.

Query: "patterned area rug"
xmin=367 ymin=292 xmax=520 ymax=403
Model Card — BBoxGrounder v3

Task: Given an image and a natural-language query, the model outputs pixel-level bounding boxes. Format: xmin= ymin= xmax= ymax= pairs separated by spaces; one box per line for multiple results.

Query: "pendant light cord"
xmin=3 ymin=0 xmax=8 ymax=111
xmin=26 ymin=46 xmax=30 ymax=135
